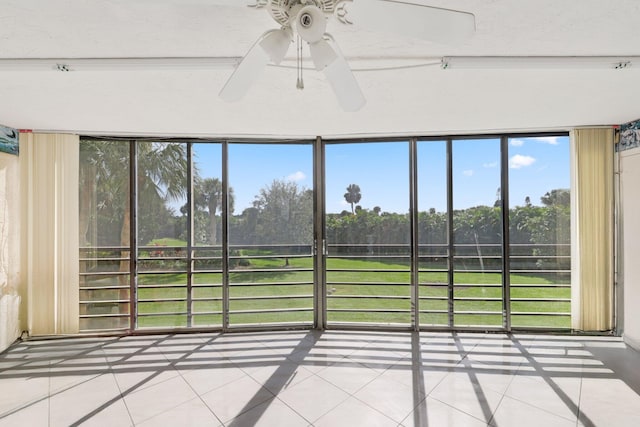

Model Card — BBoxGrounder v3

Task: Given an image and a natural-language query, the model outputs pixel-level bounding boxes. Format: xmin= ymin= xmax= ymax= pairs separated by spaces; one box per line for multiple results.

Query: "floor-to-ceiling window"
xmin=324 ymin=141 xmax=411 ymax=327
xmin=136 ymin=141 xmax=189 ymax=328
xmin=79 ymin=139 xmax=131 ymax=332
xmin=416 ymin=140 xmax=449 ymax=327
xmin=190 ymin=142 xmax=225 ymax=328
xmin=507 ymin=135 xmax=571 ymax=328
xmin=78 ymin=134 xmax=571 ymax=333
xmin=227 ymin=143 xmax=315 ymax=327
xmin=451 ymin=138 xmax=505 ymax=328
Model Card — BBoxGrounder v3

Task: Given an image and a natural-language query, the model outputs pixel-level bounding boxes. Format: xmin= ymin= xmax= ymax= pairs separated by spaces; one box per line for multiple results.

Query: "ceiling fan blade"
xmin=309 ymin=39 xmax=338 ymax=71
xmin=180 ymin=0 xmax=256 ymax=7
xmin=219 ymin=34 xmax=270 ymax=102
xmin=344 ymin=0 xmax=475 ymax=44
xmin=140 ymin=0 xmax=256 ymax=8
xmin=322 ymin=36 xmax=366 ymax=112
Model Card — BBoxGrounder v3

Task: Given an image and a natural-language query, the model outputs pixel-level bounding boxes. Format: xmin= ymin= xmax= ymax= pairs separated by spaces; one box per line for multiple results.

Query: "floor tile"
xmin=315 ymin=361 xmax=380 ymax=394
xmin=226 ymin=397 xmax=309 ymax=427
xmin=137 ymin=397 xmax=221 ymax=427
xmin=179 ymin=365 xmax=248 ymax=396
xmin=452 ymin=366 xmax=517 ymax=395
xmin=220 ymin=343 xmax=290 ymax=373
xmin=246 ymin=360 xmax=315 ymax=395
xmin=314 ymin=396 xmax=397 ymax=427
xmin=311 ymin=332 xmax=374 ymax=357
xmin=172 ymin=343 xmax=232 ymax=370
xmin=200 ymin=375 xmax=275 ymax=423
xmin=285 ymin=347 xmax=345 ymax=373
xmin=429 ymin=371 xmax=504 ymax=423
xmin=354 ymin=374 xmax=426 ymax=423
xmin=49 ymin=373 xmax=130 ymax=427
xmin=401 ymin=397 xmax=486 ymax=427
xmin=111 ymin=366 xmax=181 ymax=397
xmin=346 ymin=345 xmax=407 ymax=373
xmin=154 ymin=337 xmax=213 ymax=361
xmin=257 ymin=331 xmax=321 ymax=354
xmin=380 ymin=359 xmax=451 ymax=396
xmin=124 ymin=375 xmax=200 ymax=424
xmin=505 ymin=373 xmax=580 ymax=421
xmin=277 ymin=375 xmax=350 ymax=422
xmin=49 ymin=353 xmax=112 ymax=395
xmin=0 ymin=373 xmax=49 ymax=415
xmin=578 ymin=377 xmax=640 ymax=426
xmin=490 ymin=395 xmax=576 ymax=427
xmin=0 ymin=398 xmax=49 ymax=427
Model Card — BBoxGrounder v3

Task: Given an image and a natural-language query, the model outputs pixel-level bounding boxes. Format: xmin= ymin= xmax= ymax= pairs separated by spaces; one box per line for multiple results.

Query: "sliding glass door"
xmin=451 ymin=139 xmax=504 ymax=328
xmin=79 ymin=134 xmax=572 ymax=333
xmin=227 ymin=143 xmax=315 ymax=327
xmin=507 ymin=136 xmax=571 ymax=328
xmin=136 ymin=142 xmax=189 ymax=328
xmin=324 ymin=141 xmax=412 ymax=327
xmin=417 ymin=140 xmax=449 ymax=327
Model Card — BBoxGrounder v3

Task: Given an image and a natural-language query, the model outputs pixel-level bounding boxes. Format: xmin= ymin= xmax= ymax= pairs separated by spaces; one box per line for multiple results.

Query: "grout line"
xmin=48 ymin=360 xmax=51 ymax=427
xmin=102 ymin=346 xmax=136 ymax=427
xmin=575 ymin=346 xmax=585 ymax=427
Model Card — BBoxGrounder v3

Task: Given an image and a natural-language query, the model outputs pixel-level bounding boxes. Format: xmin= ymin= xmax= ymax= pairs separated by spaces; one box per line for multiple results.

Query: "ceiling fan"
xmin=216 ymin=0 xmax=475 ymax=111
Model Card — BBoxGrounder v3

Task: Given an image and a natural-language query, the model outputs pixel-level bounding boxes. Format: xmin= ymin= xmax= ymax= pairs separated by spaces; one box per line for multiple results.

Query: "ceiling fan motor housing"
xmin=295 ymin=5 xmax=327 ymax=43
xmin=267 ymin=0 xmax=339 ymax=26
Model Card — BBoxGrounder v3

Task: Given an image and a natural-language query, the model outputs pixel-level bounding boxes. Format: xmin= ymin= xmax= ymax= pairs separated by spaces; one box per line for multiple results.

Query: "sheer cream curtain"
xmin=20 ymin=133 xmax=79 ymax=335
xmin=571 ymin=128 xmax=615 ymax=331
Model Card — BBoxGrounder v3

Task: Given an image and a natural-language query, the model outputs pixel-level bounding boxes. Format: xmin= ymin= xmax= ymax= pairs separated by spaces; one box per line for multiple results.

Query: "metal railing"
xmin=79 ymin=242 xmax=571 ymax=332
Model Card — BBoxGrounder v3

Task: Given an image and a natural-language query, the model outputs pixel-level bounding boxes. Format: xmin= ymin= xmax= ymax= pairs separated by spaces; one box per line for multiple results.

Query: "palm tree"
xmin=121 ymin=142 xmax=187 ymax=282
xmin=79 ymin=141 xmax=189 ymax=287
xmin=194 ymin=177 xmax=235 ymax=245
xmin=344 ymin=184 xmax=362 ymax=214
xmin=79 ymin=140 xmax=129 ymax=247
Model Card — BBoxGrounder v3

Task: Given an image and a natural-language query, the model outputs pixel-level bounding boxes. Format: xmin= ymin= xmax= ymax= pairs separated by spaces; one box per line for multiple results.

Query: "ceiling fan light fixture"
xmin=259 ymin=28 xmax=293 ymax=65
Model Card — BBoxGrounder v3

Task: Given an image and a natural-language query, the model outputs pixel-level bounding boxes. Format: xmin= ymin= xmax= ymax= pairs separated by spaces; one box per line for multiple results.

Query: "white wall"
xmin=620 ymin=148 xmax=640 ymax=351
xmin=0 ymin=151 xmax=21 ymax=353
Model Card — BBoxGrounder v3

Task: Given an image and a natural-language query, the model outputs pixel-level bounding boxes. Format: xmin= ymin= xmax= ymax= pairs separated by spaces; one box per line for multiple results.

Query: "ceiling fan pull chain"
xmin=296 ymin=35 xmax=305 ymax=90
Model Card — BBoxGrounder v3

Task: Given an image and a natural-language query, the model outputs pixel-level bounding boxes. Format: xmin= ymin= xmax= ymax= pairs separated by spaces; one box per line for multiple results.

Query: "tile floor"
xmin=1 ymin=330 xmax=640 ymax=426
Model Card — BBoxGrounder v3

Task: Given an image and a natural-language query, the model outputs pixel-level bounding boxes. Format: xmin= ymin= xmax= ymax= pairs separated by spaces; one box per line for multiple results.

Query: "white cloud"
xmin=532 ymin=136 xmax=560 ymax=145
xmin=287 ymin=171 xmax=306 ymax=182
xmin=510 ymin=154 xmax=536 ymax=169
xmin=463 ymin=169 xmax=474 ymax=176
xmin=483 ymin=162 xmax=498 ymax=168
xmin=511 ymin=136 xmax=562 ymax=146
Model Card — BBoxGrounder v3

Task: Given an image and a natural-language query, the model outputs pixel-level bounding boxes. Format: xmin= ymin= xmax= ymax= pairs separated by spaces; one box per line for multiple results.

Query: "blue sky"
xmin=191 ymin=136 xmax=570 ymax=214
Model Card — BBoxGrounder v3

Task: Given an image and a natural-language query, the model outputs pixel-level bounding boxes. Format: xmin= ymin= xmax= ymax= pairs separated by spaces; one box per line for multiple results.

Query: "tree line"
xmin=80 ymin=142 xmax=569 ymax=272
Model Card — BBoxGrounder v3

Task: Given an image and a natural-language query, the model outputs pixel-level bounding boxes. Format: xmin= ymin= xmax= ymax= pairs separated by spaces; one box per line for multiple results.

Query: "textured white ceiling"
xmin=0 ymin=0 xmax=639 ymax=137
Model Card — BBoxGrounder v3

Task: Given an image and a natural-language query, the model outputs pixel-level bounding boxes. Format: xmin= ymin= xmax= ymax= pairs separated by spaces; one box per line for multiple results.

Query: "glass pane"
xmin=192 ymin=143 xmax=224 ymax=327
xmin=508 ymin=135 xmax=571 ymax=329
xmin=325 ymin=141 xmax=411 ymax=326
xmin=417 ymin=140 xmax=449 ymax=327
xmin=79 ymin=139 xmax=131 ymax=332
xmin=136 ymin=142 xmax=188 ymax=329
xmin=228 ymin=143 xmax=314 ymax=326
xmin=452 ymin=139 xmax=503 ymax=328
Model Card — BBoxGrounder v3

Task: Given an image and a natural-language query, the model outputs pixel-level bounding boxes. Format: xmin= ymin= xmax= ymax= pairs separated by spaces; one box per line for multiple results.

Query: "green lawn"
xmin=85 ymin=253 xmax=571 ymax=330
